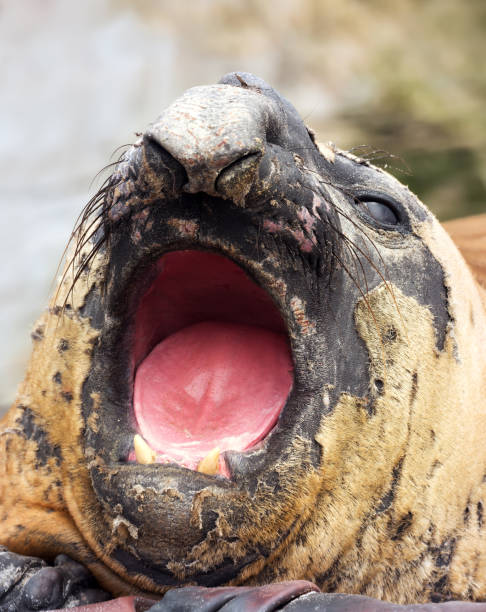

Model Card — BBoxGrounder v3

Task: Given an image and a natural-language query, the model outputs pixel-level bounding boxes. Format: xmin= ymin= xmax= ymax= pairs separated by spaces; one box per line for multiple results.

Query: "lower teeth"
xmin=133 ymin=434 xmax=156 ymax=464
xmin=197 ymin=447 xmax=220 ymax=475
xmin=132 ymin=435 xmax=222 ymax=475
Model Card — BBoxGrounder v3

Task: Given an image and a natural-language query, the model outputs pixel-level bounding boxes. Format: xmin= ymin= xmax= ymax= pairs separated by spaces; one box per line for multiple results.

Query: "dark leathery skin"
xmin=282 ymin=593 xmax=486 ymax=612
xmin=147 ymin=580 xmax=319 ymax=611
xmin=0 ymin=549 xmax=110 ymax=611
xmin=51 ymin=586 xmax=486 ymax=612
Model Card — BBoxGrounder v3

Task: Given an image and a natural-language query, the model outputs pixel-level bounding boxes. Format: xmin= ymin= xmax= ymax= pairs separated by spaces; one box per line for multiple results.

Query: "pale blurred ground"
xmin=1 ymin=0 xmax=485 ymax=410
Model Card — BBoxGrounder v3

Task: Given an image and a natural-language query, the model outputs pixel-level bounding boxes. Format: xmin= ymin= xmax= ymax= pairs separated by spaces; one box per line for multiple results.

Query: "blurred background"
xmin=1 ymin=0 xmax=485 ymax=411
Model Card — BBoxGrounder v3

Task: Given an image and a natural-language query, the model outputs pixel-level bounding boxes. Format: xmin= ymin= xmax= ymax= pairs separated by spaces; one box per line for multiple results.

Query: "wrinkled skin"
xmin=0 ymin=549 xmax=110 ymax=610
xmin=1 ymin=73 xmax=486 ymax=611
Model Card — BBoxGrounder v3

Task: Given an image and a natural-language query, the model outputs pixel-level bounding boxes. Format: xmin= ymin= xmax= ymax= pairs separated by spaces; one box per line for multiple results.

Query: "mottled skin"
xmin=1 ymin=73 xmax=486 ymax=610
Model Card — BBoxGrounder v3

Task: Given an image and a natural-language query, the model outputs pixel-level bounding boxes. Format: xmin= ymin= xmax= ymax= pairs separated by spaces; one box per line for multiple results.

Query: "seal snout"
xmin=143 ymin=76 xmax=311 ymax=206
xmin=145 ymin=84 xmax=272 ymax=203
xmin=144 ymin=128 xmax=263 ymax=206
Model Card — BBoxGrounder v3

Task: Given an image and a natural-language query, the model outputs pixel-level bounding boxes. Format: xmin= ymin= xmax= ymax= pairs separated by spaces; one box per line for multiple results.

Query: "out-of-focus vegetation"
xmin=117 ymin=0 xmax=486 ymax=220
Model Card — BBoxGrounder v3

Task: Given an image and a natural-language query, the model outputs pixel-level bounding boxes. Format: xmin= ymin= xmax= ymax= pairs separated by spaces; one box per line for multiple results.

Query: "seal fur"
xmin=1 ymin=72 xmax=485 ymax=605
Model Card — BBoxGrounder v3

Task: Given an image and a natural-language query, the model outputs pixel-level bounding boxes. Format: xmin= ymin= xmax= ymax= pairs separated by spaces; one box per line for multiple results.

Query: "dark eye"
xmin=356 ymin=198 xmax=399 ymax=226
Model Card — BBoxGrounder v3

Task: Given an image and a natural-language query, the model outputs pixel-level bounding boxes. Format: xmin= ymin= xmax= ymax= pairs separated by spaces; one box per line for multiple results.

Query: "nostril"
xmin=142 ymin=135 xmax=188 ymax=193
xmin=215 ymin=152 xmax=262 ymax=206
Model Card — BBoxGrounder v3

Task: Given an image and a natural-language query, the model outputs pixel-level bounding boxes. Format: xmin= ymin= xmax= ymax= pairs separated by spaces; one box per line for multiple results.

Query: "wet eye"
xmin=356 ymin=198 xmax=399 ymax=226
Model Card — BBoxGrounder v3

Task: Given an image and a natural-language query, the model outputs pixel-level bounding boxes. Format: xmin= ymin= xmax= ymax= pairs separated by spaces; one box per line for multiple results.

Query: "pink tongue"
xmin=133 ymin=321 xmax=293 ymax=469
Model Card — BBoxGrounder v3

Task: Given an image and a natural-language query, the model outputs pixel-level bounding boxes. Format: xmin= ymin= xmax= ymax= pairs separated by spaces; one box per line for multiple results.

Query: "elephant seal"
xmin=1 ymin=72 xmax=486 ymax=609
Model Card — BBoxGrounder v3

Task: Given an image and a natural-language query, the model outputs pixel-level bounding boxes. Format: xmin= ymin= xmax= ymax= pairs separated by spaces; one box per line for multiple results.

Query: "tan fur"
xmin=240 ymin=221 xmax=486 ymax=602
xmin=0 ymin=249 xmax=151 ymax=597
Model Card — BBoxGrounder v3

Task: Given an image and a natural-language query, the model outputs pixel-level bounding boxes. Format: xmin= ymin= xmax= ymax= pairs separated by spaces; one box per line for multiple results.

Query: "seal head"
xmin=1 ymin=73 xmax=486 ymax=604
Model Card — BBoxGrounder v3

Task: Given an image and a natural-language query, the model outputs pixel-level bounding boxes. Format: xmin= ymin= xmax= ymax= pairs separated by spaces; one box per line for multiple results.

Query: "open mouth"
xmin=127 ymin=250 xmax=294 ymax=477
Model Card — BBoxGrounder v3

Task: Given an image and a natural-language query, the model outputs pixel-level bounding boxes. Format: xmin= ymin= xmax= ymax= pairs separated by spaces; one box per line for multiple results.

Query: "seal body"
xmin=1 ymin=73 xmax=486 ymax=606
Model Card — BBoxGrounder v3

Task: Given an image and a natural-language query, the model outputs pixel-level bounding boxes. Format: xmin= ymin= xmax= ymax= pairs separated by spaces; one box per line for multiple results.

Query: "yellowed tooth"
xmin=134 ymin=434 xmax=156 ymax=465
xmin=197 ymin=447 xmax=220 ymax=475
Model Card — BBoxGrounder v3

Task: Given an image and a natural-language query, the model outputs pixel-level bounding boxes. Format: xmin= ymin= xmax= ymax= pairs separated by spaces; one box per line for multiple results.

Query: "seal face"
xmin=1 ymin=72 xmax=486 ymax=604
